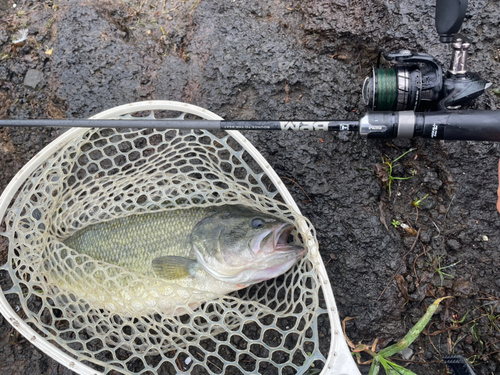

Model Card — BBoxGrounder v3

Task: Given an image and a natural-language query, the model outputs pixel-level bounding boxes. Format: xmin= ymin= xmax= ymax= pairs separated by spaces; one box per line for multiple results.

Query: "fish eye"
xmin=251 ymin=218 xmax=264 ymax=228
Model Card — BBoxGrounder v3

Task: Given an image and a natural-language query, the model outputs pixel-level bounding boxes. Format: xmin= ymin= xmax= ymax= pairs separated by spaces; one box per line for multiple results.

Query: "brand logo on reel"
xmin=280 ymin=122 xmax=329 ymax=131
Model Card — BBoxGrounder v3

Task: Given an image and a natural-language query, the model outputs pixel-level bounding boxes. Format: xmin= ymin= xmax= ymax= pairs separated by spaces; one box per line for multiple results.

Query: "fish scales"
xmin=63 ymin=207 xmax=213 ymax=276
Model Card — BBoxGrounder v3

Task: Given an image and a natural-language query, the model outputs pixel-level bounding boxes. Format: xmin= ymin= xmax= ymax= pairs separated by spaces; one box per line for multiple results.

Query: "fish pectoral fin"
xmin=152 ymin=256 xmax=197 ymax=279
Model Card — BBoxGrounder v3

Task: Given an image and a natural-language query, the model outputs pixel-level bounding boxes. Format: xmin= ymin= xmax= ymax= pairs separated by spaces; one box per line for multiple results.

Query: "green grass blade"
xmin=391 ymin=177 xmax=414 ymax=181
xmin=368 ymin=356 xmax=381 ymax=375
xmin=378 ymin=297 xmax=452 ymax=358
xmin=379 ymin=357 xmax=418 ymax=375
xmin=392 ymin=148 xmax=416 ymax=163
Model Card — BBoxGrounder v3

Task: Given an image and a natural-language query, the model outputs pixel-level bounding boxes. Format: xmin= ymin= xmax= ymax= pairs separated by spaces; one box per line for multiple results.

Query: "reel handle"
xmin=435 ymin=0 xmax=468 ymax=43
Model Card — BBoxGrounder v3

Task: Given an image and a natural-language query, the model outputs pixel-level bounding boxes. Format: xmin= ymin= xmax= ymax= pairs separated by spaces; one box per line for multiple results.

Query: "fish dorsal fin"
xmin=152 ymin=256 xmax=197 ymax=280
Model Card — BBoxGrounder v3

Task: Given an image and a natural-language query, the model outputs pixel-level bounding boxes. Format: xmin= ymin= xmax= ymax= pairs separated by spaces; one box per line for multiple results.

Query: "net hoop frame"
xmin=0 ymin=100 xmax=359 ymax=375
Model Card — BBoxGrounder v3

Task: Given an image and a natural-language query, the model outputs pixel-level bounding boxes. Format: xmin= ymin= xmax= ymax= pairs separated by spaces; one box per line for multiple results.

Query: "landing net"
xmin=0 ymin=102 xmax=340 ymax=375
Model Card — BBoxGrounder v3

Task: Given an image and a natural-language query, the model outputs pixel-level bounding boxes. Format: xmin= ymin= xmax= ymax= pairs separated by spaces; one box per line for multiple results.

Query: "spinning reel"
xmin=363 ymin=0 xmax=491 ymax=112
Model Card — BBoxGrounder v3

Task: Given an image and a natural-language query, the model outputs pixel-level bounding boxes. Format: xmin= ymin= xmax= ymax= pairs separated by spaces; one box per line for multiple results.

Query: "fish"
xmin=63 ymin=204 xmax=306 ymax=295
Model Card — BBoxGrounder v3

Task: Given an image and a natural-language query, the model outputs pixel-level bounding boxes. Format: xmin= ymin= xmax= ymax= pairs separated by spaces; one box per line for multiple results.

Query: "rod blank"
xmin=0 ymin=119 xmax=360 ymax=132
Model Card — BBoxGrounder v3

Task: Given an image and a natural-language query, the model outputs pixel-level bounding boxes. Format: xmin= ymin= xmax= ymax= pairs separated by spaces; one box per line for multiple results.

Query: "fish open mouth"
xmin=245 ymin=223 xmax=305 ymax=283
xmin=273 ymin=224 xmax=305 ymax=254
xmin=275 ymin=224 xmax=293 ymax=249
xmin=252 ymin=223 xmax=305 ymax=256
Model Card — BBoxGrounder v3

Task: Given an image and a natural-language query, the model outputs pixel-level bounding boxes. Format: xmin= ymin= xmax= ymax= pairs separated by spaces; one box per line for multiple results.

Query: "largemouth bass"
xmin=63 ymin=205 xmax=305 ymax=295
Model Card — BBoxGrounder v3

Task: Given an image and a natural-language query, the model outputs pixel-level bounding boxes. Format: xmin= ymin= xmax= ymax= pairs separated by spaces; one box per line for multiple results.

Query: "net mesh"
xmin=0 ymin=117 xmax=328 ymax=374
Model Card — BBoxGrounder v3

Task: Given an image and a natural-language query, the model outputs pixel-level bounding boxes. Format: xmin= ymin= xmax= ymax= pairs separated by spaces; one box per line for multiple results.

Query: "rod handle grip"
xmin=419 ymin=110 xmax=500 ymax=141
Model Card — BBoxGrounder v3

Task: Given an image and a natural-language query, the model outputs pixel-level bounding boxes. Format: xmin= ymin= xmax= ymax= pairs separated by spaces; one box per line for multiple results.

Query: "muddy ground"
xmin=0 ymin=0 xmax=500 ymax=374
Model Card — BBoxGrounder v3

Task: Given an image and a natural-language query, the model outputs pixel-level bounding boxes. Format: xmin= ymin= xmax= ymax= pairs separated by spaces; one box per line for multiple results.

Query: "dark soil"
xmin=1 ymin=0 xmax=500 ymax=374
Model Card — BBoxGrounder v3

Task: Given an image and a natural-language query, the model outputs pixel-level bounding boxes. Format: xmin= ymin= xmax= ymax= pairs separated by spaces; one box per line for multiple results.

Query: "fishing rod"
xmin=1 ymin=111 xmax=500 ymax=142
xmin=1 ymin=0 xmax=498 ymax=144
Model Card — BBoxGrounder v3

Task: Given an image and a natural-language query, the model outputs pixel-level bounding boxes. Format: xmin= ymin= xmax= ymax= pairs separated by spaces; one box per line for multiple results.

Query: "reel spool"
xmin=0 ymin=101 xmax=359 ymax=375
xmin=362 ymin=51 xmax=443 ymax=111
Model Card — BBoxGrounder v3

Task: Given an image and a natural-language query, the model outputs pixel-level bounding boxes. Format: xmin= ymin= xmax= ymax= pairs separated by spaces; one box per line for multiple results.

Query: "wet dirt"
xmin=1 ymin=0 xmax=500 ymax=374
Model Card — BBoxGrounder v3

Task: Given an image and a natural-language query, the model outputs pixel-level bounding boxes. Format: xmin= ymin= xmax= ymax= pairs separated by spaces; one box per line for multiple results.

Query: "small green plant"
xmin=450 ymin=311 xmax=469 ymax=326
xmin=45 ymin=17 xmax=54 ymax=29
xmin=470 ymin=321 xmax=483 ymax=347
xmin=346 ymin=297 xmax=451 ymax=375
xmin=493 ymin=88 xmax=500 ymax=96
xmin=433 ymin=255 xmax=462 ymax=286
xmin=412 ymin=194 xmax=429 ymax=208
xmin=382 ymin=148 xmax=416 ymax=196
xmin=484 ymin=306 xmax=500 ymax=332
xmin=391 ymin=219 xmax=401 ymax=228
xmin=467 ymin=354 xmax=480 ymax=366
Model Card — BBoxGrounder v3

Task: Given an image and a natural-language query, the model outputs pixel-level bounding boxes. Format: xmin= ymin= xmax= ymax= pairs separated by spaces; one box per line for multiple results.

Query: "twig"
xmin=445 ymin=194 xmax=455 ymax=218
xmin=428 ymin=335 xmax=442 ymax=358
xmin=428 ymin=288 xmax=438 ymax=299
xmin=379 ymin=200 xmax=389 ymax=232
xmin=325 ymin=254 xmax=335 ymax=267
xmin=424 ymin=315 xmax=482 ymax=337
xmin=420 ymin=214 xmax=441 ymax=236
xmin=485 ymin=339 xmax=500 ymax=349
xmin=478 ymin=291 xmax=500 ymax=300
xmin=207 ymin=359 xmax=222 ymax=372
xmin=408 ymin=212 xmax=441 ymax=237
xmin=376 ymin=229 xmax=421 ymax=302
xmin=280 ymin=176 xmax=312 ymax=203
xmin=176 ymin=355 xmax=183 ymax=370
xmin=426 ymin=325 xmax=464 ymax=336
xmin=412 ymin=244 xmax=427 ymax=284
xmin=342 ymin=316 xmax=378 ymax=365
xmin=342 ymin=316 xmax=357 ymax=350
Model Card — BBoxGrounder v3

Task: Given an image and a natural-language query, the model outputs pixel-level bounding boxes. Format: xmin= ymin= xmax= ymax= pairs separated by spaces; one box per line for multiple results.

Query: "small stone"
xmin=482 ymin=235 xmax=489 ymax=242
xmin=424 ymin=351 xmax=433 ymax=360
xmin=446 ymin=239 xmax=461 ymax=251
xmin=420 ymin=231 xmax=431 ymax=244
xmin=0 ymin=29 xmax=8 ymax=43
xmin=424 ymin=171 xmax=443 ymax=190
xmin=9 ymin=63 xmax=27 ymax=76
xmin=452 ymin=279 xmax=478 ymax=298
xmin=400 ymin=347 xmax=413 ymax=360
xmin=0 ymin=66 xmax=10 ymax=81
xmin=24 ymin=69 xmax=43 ymax=89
